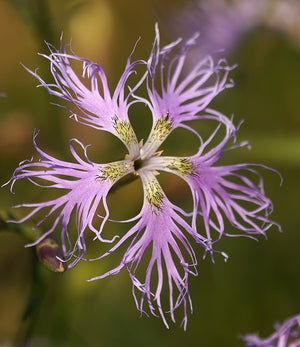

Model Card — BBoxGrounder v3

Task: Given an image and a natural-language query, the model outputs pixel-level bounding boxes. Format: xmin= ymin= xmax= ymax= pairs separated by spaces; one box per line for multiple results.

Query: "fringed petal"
xmin=89 ymin=171 xmax=209 ymax=329
xmin=140 ymin=24 xmax=236 ymax=158
xmin=7 ymin=132 xmax=134 ymax=267
xmin=24 ymin=38 xmax=146 ymax=158
xmin=242 ymin=314 xmax=300 ymax=347
xmin=145 ymin=120 xmax=280 ymax=256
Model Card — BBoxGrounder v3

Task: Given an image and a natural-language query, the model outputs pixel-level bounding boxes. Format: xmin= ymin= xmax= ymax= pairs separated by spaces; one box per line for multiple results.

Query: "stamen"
xmin=153 ymin=150 xmax=164 ymax=157
xmin=138 ymin=139 xmax=144 ymax=148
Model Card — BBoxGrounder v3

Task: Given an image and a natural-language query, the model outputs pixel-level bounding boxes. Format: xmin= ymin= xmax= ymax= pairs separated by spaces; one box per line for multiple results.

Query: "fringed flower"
xmin=6 ymin=25 xmax=281 ymax=329
xmin=242 ymin=314 xmax=300 ymax=347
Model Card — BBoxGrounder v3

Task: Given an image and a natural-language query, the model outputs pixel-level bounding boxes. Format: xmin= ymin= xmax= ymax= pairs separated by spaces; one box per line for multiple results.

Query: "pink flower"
xmin=6 ymin=25 xmax=280 ymax=328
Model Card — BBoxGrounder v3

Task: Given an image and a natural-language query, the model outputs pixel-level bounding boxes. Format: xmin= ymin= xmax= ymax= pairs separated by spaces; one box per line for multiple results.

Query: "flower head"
xmin=242 ymin=314 xmax=300 ymax=347
xmin=6 ymin=26 xmax=280 ymax=328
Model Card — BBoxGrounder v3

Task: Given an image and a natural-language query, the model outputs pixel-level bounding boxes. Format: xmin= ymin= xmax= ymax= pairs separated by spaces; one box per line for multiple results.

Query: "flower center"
xmin=130 ymin=148 xmax=163 ymax=176
xmin=133 ymin=158 xmax=143 ymax=172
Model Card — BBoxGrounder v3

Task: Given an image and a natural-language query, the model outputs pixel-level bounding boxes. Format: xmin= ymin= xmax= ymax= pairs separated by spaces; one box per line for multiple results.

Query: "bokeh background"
xmin=0 ymin=0 xmax=300 ymax=346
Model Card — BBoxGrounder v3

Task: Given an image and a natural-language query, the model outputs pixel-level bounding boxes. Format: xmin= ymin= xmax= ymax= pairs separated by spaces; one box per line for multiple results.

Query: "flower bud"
xmin=36 ymin=238 xmax=67 ymax=273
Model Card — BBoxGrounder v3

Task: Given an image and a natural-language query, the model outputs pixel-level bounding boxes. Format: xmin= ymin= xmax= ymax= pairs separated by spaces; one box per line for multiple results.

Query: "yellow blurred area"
xmin=68 ymin=0 xmax=114 ymax=62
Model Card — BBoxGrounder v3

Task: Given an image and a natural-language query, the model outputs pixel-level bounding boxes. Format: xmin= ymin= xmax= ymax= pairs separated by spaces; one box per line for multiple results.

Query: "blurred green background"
xmin=0 ymin=0 xmax=300 ymax=346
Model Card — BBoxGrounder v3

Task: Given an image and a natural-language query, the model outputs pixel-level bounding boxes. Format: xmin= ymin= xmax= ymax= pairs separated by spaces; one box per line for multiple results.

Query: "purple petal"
xmin=24 ymin=38 xmax=146 ymax=158
xmin=8 ymin=131 xmax=134 ymax=267
xmin=242 ymin=314 xmax=300 ymax=347
xmin=89 ymin=171 xmax=208 ymax=329
xmin=146 ymin=120 xmax=280 ymax=253
xmin=140 ymin=24 xmax=236 ymax=158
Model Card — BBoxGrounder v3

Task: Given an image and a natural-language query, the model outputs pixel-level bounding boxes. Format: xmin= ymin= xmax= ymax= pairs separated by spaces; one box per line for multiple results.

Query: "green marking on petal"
xmin=98 ymin=161 xmax=132 ymax=182
xmin=166 ymin=158 xmax=193 ymax=177
xmin=148 ymin=116 xmax=173 ymax=144
xmin=140 ymin=116 xmax=173 ymax=159
xmin=112 ymin=117 xmax=137 ymax=147
xmin=144 ymin=179 xmax=164 ymax=211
